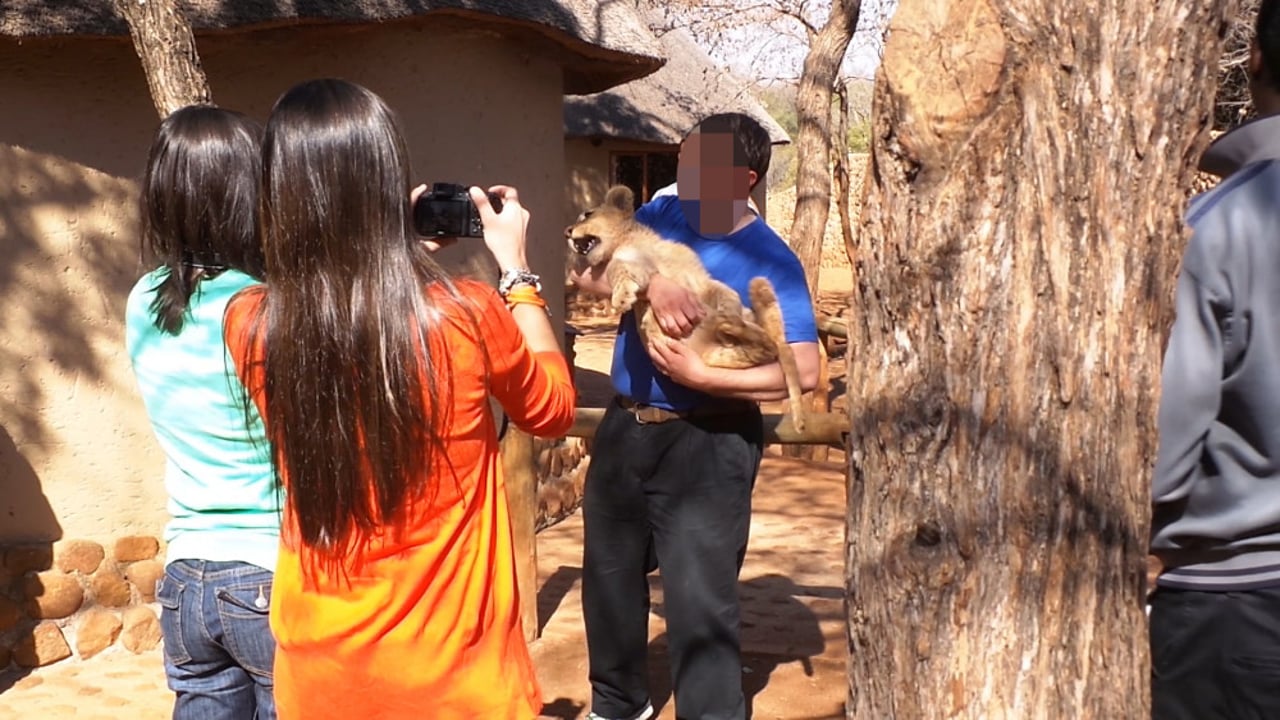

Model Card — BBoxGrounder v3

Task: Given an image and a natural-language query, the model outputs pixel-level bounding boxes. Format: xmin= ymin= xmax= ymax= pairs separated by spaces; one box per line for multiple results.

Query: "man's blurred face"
xmin=677 ymin=128 xmax=753 ymax=236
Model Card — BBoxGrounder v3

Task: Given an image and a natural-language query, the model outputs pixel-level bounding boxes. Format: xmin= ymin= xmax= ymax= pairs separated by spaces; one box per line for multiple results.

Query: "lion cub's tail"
xmin=748 ymin=277 xmax=805 ymax=434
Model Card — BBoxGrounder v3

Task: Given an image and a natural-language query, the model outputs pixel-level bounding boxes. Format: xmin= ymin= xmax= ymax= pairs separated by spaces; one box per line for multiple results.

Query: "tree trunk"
xmin=845 ymin=0 xmax=1230 ymax=717
xmin=788 ymin=0 xmax=863 ymax=294
xmin=113 ymin=0 xmax=211 ymax=118
xmin=832 ymin=82 xmax=857 ymax=270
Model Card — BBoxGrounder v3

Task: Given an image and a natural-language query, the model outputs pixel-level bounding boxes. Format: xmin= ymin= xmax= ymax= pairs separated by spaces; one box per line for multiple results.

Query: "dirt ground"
xmin=536 ymin=312 xmax=850 ymax=720
xmin=0 ymin=386 xmax=849 ymax=720
xmin=0 ymin=441 xmax=849 ymax=720
xmin=0 ymin=225 xmax=856 ymax=719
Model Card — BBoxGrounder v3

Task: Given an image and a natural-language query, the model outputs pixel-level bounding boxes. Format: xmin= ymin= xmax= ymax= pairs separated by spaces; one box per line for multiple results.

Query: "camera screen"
xmin=414 ymin=199 xmax=469 ymax=237
xmin=412 ymin=184 xmax=499 ymax=238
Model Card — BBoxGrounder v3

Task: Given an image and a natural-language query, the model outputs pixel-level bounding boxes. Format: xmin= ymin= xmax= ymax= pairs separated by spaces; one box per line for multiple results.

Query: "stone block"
xmin=124 ymin=560 xmax=165 ymax=603
xmin=75 ymin=608 xmax=123 ymax=660
xmin=90 ymin=569 xmax=133 ymax=608
xmin=120 ymin=606 xmax=161 ymax=653
xmin=113 ymin=536 xmax=160 ymax=563
xmin=12 ymin=622 xmax=71 ymax=668
xmin=0 ymin=594 xmax=25 ymax=633
xmin=5 ymin=545 xmax=53 ymax=575
xmin=23 ymin=571 xmax=85 ymax=620
xmin=55 ymin=540 xmax=105 ymax=575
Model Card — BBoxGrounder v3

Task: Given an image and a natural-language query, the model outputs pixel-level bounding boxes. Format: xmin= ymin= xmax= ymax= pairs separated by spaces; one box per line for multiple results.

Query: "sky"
xmin=665 ymin=0 xmax=899 ymax=84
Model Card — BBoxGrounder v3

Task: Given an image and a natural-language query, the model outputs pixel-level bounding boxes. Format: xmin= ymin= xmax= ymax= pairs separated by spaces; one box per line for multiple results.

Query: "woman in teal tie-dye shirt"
xmin=124 ymin=105 xmax=279 ymax=720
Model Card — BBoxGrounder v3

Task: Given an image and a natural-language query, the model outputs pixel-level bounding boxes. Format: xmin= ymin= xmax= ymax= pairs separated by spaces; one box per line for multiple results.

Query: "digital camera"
xmin=412 ymin=183 xmax=502 ymax=238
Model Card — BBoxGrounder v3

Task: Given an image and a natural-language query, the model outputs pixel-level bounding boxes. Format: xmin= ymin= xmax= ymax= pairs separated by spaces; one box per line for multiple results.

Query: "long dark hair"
xmin=141 ymin=105 xmax=264 ymax=334
xmin=253 ymin=79 xmax=466 ymax=564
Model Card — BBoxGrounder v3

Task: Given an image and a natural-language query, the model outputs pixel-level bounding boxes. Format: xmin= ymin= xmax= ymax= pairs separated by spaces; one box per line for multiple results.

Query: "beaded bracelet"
xmin=498 ymin=268 xmax=542 ymax=297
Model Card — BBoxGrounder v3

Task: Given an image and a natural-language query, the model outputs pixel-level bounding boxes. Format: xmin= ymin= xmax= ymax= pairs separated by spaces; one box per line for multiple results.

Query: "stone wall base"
xmin=0 ymin=536 xmax=164 ymax=670
xmin=1 ymin=435 xmax=592 ymax=673
xmin=535 ymin=436 xmax=590 ymax=532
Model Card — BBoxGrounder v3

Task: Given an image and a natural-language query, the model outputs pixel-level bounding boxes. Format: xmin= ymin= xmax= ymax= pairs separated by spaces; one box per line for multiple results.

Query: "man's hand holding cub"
xmin=643 ymin=274 xmax=704 ymax=338
xmin=647 ymin=336 xmax=711 ymax=390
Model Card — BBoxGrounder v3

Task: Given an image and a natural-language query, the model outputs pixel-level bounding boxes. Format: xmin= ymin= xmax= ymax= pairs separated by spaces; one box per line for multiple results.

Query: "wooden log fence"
xmin=818 ymin=316 xmax=847 ymax=339
xmin=566 ymin=407 xmax=849 ymax=446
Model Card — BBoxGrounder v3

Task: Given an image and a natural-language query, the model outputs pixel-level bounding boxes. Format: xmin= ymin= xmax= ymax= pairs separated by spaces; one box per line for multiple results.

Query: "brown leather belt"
xmin=615 ymin=396 xmax=751 ymax=425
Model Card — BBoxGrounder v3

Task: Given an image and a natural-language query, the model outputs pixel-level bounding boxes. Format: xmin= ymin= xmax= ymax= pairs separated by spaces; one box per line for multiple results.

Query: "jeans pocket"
xmin=216 ymin=577 xmax=276 ymax=680
xmin=156 ymin=571 xmax=193 ymax=666
xmin=1231 ymin=654 xmax=1280 ymax=673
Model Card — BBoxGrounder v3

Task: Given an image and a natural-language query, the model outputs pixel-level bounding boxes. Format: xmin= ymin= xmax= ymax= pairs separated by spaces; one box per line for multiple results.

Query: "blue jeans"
xmin=157 ymin=560 xmax=277 ymax=720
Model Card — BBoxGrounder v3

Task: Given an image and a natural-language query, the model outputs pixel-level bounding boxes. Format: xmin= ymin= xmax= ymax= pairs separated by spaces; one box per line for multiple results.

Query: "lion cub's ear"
xmin=604 ymin=185 xmax=636 ymax=213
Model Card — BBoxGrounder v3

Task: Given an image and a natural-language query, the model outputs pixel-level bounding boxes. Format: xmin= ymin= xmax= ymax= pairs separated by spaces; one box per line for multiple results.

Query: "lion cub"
xmin=566 ymin=185 xmax=805 ymax=432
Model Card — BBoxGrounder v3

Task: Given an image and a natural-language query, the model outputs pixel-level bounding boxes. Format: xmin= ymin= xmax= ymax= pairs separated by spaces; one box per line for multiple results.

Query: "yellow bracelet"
xmin=504 ymin=286 xmax=542 ymax=301
xmin=505 ymin=287 xmax=549 ymax=314
xmin=507 ymin=299 xmax=551 ymax=316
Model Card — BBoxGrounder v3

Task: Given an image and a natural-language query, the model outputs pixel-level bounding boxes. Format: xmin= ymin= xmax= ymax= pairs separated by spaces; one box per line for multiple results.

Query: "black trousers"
xmin=582 ymin=400 xmax=763 ymax=720
xmin=1151 ymin=585 xmax=1280 ymax=719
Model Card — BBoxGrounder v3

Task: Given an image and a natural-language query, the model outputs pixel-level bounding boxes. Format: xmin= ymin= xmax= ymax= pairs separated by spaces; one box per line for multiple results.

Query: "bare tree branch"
xmin=832 ymin=82 xmax=856 ymax=269
xmin=112 ymin=0 xmax=211 ymax=118
xmin=1215 ymin=0 xmax=1258 ymax=129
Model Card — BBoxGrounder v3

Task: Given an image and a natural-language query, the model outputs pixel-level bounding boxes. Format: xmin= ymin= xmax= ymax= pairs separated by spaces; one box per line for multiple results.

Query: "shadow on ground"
xmin=538 ymin=565 xmax=584 ymax=635
xmin=0 ymin=666 xmax=34 ymax=697
xmin=642 ymin=571 xmax=830 ymax=718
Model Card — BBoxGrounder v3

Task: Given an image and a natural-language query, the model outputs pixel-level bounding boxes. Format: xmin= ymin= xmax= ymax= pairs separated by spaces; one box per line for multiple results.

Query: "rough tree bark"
xmin=113 ymin=0 xmax=211 ymax=118
xmin=845 ymin=0 xmax=1232 ymax=717
xmin=788 ymin=0 xmax=863 ymax=294
xmin=780 ymin=0 xmax=862 ymax=462
xmin=833 ymin=82 xmax=857 ymax=270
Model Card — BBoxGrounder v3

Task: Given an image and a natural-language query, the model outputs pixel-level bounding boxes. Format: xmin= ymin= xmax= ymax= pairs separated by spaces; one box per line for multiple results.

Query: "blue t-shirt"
xmin=610 ymin=195 xmax=818 ymax=410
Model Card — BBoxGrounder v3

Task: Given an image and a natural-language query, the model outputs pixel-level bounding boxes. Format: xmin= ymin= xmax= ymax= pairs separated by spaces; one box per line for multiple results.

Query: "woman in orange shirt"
xmin=224 ymin=78 xmax=575 ymax=720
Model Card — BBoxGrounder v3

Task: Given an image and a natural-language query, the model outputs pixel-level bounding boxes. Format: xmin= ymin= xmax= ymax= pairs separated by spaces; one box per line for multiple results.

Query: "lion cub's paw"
xmin=611 ymin=281 xmax=640 ymax=313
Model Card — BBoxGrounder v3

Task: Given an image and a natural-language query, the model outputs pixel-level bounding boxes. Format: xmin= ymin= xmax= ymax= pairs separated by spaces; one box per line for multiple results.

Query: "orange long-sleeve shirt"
xmin=224 ymin=279 xmax=576 ymax=720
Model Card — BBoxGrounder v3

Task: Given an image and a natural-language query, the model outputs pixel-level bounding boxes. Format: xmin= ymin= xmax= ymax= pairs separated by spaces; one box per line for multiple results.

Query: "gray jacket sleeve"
xmin=1152 ymin=259 xmax=1228 ymax=505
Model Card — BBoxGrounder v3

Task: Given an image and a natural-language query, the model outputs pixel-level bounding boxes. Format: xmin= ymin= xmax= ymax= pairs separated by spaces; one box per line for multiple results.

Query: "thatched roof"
xmin=564 ymin=26 xmax=789 ymax=146
xmin=0 ymin=1 xmax=663 ymax=94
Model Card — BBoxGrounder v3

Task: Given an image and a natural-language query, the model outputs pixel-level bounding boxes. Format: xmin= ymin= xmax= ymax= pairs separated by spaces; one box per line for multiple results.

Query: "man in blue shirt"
xmin=573 ymin=113 xmax=820 ymax=720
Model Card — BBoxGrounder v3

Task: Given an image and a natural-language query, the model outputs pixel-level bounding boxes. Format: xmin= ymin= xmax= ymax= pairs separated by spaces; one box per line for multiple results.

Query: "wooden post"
xmin=811 ymin=341 xmax=832 ymax=461
xmin=500 ymin=427 xmax=539 ymax=642
xmin=817 ymin=316 xmax=848 ymax=339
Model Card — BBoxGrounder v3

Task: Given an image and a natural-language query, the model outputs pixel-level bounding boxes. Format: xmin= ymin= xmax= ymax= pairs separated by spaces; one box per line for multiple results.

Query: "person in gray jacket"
xmin=1150 ymin=1 xmax=1280 ymax=717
